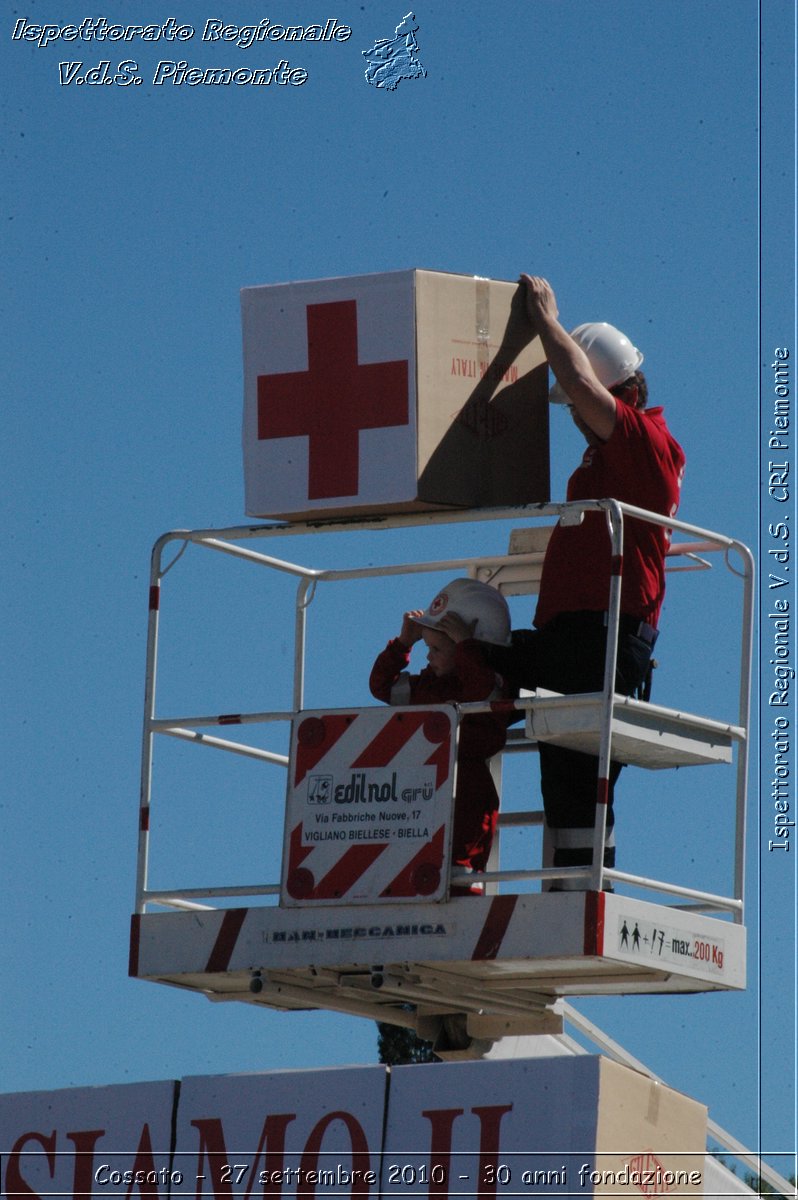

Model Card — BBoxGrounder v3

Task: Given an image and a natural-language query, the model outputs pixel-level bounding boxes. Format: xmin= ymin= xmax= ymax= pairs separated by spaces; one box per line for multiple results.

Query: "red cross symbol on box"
xmin=257 ymin=300 xmax=410 ymax=499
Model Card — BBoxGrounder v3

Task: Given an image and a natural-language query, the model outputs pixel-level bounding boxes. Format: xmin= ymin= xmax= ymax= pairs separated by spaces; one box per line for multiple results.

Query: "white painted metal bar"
xmin=145 ymin=897 xmax=216 ymax=912
xmin=452 ymin=865 xmax=592 ymax=887
xmin=293 ymin=575 xmax=315 ymax=712
xmin=152 ymin=502 xmax=604 ymax=549
xmin=192 ymin=536 xmax=716 ymax=595
xmin=496 ymin=810 xmax=545 ymax=827
xmin=665 ymin=539 xmax=720 ymax=556
xmin=456 ymin=866 xmax=743 ymax=912
xmin=590 ymin=500 xmax=624 ymax=892
xmin=731 ymin=540 xmax=755 ymax=919
xmin=192 ymin=548 xmax=550 ymax=584
xmin=141 ymin=864 xmax=743 ymax=914
xmin=145 ymin=883 xmax=281 ymax=901
xmin=160 ymin=499 xmax=745 ymax=548
xmin=190 ymin=538 xmax=323 ymax=578
xmin=602 ymin=869 xmax=744 ymax=914
xmin=155 ymin=727 xmax=290 ymax=766
xmin=136 ymin=563 xmax=162 ymax=915
xmin=606 ymin=502 xmax=743 ymax=547
xmin=151 ymin=711 xmax=295 ymax=730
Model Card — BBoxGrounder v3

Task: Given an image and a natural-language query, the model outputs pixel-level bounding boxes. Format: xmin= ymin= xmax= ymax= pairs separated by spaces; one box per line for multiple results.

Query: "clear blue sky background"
xmin=4 ymin=0 xmax=795 ymax=1180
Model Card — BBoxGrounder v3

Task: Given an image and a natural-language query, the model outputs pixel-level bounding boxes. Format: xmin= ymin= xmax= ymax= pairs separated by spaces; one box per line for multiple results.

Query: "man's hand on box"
xmin=520 ymin=274 xmax=559 ymax=327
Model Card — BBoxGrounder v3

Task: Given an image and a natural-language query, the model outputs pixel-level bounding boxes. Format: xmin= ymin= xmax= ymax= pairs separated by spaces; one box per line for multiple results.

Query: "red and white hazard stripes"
xmin=471 ymin=895 xmax=518 ymax=960
xmin=129 ymin=891 xmax=614 ymax=982
xmin=281 ymin=707 xmax=457 ymax=906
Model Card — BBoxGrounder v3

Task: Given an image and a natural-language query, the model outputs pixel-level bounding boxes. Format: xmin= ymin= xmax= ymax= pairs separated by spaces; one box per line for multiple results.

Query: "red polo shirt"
xmin=534 ymin=400 xmax=685 ymax=629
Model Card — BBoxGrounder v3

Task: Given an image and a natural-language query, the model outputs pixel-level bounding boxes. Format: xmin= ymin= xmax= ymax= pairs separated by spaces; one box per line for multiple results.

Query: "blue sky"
xmin=3 ymin=0 xmax=795 ymax=1181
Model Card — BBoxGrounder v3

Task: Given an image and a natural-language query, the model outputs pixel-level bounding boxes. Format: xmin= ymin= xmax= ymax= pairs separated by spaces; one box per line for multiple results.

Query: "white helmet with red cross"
xmin=549 ymin=321 xmax=644 ymax=404
xmin=413 ymin=578 xmax=511 ymax=646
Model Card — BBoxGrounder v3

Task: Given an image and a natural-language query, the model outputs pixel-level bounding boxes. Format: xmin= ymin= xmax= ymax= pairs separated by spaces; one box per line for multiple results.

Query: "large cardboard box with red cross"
xmin=241 ymin=269 xmax=550 ymax=520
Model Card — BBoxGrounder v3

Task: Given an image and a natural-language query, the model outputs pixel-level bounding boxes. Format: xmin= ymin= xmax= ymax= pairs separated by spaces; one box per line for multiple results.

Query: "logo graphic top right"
xmin=362 ymin=11 xmax=427 ymax=91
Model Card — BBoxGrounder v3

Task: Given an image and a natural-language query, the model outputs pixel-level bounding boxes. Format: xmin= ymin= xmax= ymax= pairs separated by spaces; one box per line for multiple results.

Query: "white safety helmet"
xmin=549 ymin=321 xmax=644 ymax=405
xmin=413 ymin=578 xmax=511 ymax=646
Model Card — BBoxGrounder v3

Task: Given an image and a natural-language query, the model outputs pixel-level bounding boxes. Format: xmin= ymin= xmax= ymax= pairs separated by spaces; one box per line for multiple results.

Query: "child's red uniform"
xmin=369 ymin=637 xmax=510 ymax=881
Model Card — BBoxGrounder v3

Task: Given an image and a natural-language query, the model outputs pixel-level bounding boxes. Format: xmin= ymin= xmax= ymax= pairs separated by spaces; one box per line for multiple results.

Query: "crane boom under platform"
xmin=130 ymin=890 xmax=745 ymax=1036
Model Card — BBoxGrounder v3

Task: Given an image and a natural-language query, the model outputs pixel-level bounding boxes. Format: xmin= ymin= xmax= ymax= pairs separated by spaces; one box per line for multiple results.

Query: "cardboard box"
xmin=592 ymin=1057 xmax=708 ymax=1197
xmin=241 ymin=269 xmax=550 ymax=520
xmin=384 ymin=1055 xmax=708 ymax=1198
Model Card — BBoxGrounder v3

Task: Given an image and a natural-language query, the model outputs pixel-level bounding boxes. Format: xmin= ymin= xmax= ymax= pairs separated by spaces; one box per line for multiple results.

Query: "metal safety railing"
xmin=135 ymin=500 xmax=754 ymax=923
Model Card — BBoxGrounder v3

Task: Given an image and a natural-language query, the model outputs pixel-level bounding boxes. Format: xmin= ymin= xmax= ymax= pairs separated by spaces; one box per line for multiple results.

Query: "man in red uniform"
xmin=485 ymin=275 xmax=686 ymax=888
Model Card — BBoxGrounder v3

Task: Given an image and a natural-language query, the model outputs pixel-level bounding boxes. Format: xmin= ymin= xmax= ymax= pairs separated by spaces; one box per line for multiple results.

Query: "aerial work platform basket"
xmin=130 ymin=500 xmax=753 ymax=1044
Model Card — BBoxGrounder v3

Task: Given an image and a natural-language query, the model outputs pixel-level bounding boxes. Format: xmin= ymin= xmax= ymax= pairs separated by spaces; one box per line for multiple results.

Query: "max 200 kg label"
xmin=616 ymin=916 xmax=725 ymax=973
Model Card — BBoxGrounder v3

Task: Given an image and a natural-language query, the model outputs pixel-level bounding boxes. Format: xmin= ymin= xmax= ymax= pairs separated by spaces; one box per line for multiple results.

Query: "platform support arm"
xmin=732 ymin=539 xmax=755 ymax=921
xmin=136 ymin=534 xmax=174 ymax=914
xmin=293 ymin=577 xmax=315 ymax=712
xmin=590 ymin=501 xmax=625 ymax=892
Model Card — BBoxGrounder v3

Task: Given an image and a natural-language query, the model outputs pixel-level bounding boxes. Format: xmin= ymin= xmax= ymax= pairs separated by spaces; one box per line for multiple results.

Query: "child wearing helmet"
xmin=369 ymin=578 xmax=513 ymax=894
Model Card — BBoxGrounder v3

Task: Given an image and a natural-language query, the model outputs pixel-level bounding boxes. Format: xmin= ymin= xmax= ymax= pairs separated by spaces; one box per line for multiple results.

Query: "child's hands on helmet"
xmin=437 ymin=612 xmax=477 ymax=644
xmin=399 ymin=610 xmax=424 ymax=648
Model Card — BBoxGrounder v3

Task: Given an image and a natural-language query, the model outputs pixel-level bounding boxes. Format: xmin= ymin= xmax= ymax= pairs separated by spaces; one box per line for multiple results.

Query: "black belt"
xmin=544 ymin=610 xmax=659 ymax=647
xmin=614 ymin=614 xmax=659 ymax=646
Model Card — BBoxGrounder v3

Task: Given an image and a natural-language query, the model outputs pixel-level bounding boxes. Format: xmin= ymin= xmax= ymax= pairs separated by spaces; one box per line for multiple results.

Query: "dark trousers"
xmin=484 ymin=613 xmax=653 ymax=882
